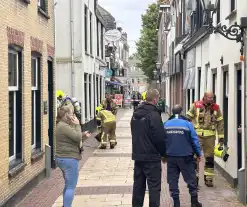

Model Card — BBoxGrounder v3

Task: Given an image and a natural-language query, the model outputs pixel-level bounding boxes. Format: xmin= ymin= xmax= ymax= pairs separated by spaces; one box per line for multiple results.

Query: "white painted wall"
xmin=55 ymin=0 xmax=106 ymax=124
xmin=193 ymin=0 xmax=247 ymax=179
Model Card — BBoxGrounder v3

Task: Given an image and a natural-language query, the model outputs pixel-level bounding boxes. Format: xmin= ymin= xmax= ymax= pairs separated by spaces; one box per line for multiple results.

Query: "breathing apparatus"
xmin=214 ymin=143 xmax=229 ymax=162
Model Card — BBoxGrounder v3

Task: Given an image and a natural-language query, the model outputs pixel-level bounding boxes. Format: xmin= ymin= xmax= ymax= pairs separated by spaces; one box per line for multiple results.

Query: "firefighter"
xmin=141 ymin=91 xmax=147 ymax=101
xmin=96 ymin=108 xmax=117 ymax=149
xmin=186 ymin=91 xmax=224 ymax=187
xmin=101 ymin=93 xmax=118 ymax=115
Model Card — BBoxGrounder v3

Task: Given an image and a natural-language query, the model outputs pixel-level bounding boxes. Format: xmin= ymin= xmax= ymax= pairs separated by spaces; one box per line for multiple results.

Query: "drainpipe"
xmin=239 ymin=33 xmax=247 ymax=204
xmin=70 ymin=0 xmax=75 ymax=97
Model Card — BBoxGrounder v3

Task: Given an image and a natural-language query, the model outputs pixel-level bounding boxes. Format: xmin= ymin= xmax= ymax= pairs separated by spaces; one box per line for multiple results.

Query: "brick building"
xmin=0 ymin=0 xmax=55 ymax=205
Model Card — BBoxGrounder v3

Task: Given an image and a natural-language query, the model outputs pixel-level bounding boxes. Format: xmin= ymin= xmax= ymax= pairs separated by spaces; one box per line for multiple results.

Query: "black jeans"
xmin=132 ymin=161 xmax=161 ymax=207
xmin=167 ymin=156 xmax=198 ymax=200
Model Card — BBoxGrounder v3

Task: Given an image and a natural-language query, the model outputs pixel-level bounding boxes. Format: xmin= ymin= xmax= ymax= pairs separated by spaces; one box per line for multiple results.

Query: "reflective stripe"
xmin=104 ymin=118 xmax=115 ymax=123
xmin=196 ymin=129 xmax=215 ymax=136
xmin=110 ymin=140 xmax=116 ymax=143
xmin=216 ymin=116 xmax=223 ymax=121
xmin=218 ymin=134 xmax=224 ymax=138
xmin=96 ymin=118 xmax=101 ymax=120
xmin=164 ymin=126 xmax=190 ymax=131
xmin=194 ymin=108 xmax=200 ymax=128
xmin=186 ymin=111 xmax=194 ymax=117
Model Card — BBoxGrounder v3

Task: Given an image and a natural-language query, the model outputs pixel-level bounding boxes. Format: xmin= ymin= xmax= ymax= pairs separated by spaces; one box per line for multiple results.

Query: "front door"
xmin=237 ymin=69 xmax=242 ymax=169
xmin=48 ymin=60 xmax=55 ymax=168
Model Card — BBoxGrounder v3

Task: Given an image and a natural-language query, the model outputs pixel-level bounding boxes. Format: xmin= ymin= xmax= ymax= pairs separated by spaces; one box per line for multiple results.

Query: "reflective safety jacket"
xmin=96 ymin=110 xmax=116 ymax=125
xmin=101 ymin=99 xmax=118 ymax=115
xmin=96 ymin=104 xmax=103 ymax=115
xmin=142 ymin=91 xmax=147 ymax=101
xmin=186 ymin=101 xmax=224 ymax=139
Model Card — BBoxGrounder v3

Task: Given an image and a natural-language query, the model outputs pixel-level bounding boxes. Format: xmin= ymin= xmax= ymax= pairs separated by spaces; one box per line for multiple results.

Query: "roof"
xmin=96 ymin=5 xmax=116 ymax=31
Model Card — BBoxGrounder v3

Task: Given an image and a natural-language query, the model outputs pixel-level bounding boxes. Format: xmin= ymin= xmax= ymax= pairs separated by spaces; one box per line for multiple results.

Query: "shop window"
xmin=89 ymin=74 xmax=92 ymax=118
xmin=31 ymin=55 xmax=41 ymax=151
xmin=84 ymin=73 xmax=88 ymax=120
xmin=8 ymin=47 xmax=23 ymax=167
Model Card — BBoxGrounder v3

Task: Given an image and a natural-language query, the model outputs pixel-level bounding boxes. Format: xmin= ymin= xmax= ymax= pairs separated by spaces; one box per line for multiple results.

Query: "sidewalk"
xmin=51 ymin=109 xmax=244 ymax=207
xmin=18 ymin=109 xmax=244 ymax=207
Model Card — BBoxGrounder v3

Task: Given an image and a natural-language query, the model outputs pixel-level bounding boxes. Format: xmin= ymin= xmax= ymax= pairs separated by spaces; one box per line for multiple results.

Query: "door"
xmin=47 ymin=60 xmax=55 ymax=167
xmin=237 ymin=69 xmax=242 ymax=169
xmin=223 ymin=70 xmax=229 ymax=146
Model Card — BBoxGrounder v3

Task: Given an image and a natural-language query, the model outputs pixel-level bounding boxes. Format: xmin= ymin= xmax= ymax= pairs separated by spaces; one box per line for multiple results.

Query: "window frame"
xmin=90 ymin=12 xmax=93 ymax=55
xmin=31 ymin=57 xmax=39 ymax=150
xmin=38 ymin=0 xmax=47 ymax=12
xmin=230 ymin=0 xmax=236 ymax=13
xmin=84 ymin=5 xmax=88 ymax=52
xmin=8 ymin=49 xmax=19 ymax=162
xmin=8 ymin=50 xmax=19 ymax=91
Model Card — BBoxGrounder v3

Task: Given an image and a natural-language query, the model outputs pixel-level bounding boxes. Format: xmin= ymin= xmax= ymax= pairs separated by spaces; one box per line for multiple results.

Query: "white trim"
xmin=32 ymin=57 xmax=38 ymax=89
xmin=8 ymin=50 xmax=19 ymax=88
xmin=32 ymin=91 xmax=36 ymax=149
xmin=9 ymin=92 xmax=16 ymax=162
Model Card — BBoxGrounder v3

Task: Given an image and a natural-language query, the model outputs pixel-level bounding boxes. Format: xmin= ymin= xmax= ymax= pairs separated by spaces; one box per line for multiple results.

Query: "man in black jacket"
xmin=131 ymin=89 xmax=166 ymax=207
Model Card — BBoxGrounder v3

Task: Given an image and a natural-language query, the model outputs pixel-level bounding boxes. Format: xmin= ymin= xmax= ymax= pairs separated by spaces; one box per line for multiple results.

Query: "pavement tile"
xmin=17 ymin=110 xmax=246 ymax=207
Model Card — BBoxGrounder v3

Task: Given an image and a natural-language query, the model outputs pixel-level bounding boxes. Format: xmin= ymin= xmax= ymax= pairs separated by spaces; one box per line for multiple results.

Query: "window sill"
xmin=20 ymin=0 xmax=30 ymax=4
xmin=225 ymin=10 xmax=237 ymax=21
xmin=38 ymin=7 xmax=50 ymax=20
xmin=31 ymin=149 xmax=44 ymax=163
xmin=9 ymin=161 xmax=26 ymax=178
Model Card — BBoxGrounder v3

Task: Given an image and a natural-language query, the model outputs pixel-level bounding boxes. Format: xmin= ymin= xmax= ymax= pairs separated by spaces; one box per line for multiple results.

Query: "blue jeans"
xmin=56 ymin=157 xmax=79 ymax=207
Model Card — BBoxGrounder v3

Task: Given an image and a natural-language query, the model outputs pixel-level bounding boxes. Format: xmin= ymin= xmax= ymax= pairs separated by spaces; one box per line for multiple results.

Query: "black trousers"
xmin=132 ymin=161 xmax=161 ymax=207
xmin=167 ymin=156 xmax=198 ymax=200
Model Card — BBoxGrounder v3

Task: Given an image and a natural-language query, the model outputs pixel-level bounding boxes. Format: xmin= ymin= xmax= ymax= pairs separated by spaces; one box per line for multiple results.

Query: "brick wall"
xmin=0 ymin=0 xmax=55 ymax=204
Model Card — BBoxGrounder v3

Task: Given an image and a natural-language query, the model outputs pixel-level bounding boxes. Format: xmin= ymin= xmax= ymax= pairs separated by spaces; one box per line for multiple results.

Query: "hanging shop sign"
xmin=104 ymin=29 xmax=122 ymax=42
xmin=105 ymin=69 xmax=113 ymax=77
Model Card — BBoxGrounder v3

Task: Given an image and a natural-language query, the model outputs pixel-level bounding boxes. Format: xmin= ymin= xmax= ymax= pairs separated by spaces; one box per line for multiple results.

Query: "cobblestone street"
xmin=18 ymin=109 xmax=245 ymax=207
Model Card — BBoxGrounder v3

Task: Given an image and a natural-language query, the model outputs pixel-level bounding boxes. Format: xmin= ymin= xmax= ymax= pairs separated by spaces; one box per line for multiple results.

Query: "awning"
xmin=187 ymin=68 xmax=195 ymax=89
xmin=105 ymin=80 xmax=123 ymax=86
xmin=183 ymin=70 xmax=191 ymax=89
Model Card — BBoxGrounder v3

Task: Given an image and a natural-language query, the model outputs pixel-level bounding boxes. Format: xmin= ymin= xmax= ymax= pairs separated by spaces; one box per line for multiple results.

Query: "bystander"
xmin=131 ymin=89 xmax=166 ymax=207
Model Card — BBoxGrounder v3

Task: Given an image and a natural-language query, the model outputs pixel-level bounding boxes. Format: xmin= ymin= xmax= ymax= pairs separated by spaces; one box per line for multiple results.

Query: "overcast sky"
xmin=98 ymin=0 xmax=156 ymax=55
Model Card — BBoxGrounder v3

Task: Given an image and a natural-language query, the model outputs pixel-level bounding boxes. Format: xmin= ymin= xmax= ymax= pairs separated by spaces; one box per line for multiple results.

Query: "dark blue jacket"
xmin=131 ymin=102 xmax=166 ymax=161
xmin=163 ymin=115 xmax=201 ymax=157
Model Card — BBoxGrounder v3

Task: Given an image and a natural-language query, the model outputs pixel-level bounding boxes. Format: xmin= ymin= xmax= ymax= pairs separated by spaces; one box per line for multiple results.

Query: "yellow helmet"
xmin=56 ymin=90 xmax=65 ymax=98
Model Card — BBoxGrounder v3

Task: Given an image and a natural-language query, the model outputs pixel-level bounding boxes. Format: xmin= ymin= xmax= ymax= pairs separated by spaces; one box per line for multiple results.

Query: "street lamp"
xmin=201 ymin=0 xmax=247 ymax=56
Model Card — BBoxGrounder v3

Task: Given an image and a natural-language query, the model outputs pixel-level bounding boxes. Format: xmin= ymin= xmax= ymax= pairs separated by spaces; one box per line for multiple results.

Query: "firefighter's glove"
xmin=218 ymin=138 xmax=224 ymax=150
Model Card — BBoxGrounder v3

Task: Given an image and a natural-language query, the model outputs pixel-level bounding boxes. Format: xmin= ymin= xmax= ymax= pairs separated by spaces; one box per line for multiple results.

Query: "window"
xmin=96 ymin=76 xmax=99 ymax=106
xmin=101 ymin=24 xmax=104 ymax=59
xmin=89 ymin=74 xmax=92 ymax=118
xmin=84 ymin=5 xmax=88 ymax=52
xmin=8 ymin=48 xmax=23 ymax=165
xmin=90 ymin=12 xmax=93 ymax=55
xmin=84 ymin=74 xmax=88 ymax=120
xmin=230 ymin=0 xmax=235 ymax=12
xmin=198 ymin=67 xmax=201 ymax=99
xmin=38 ymin=0 xmax=47 ymax=12
xmin=96 ymin=20 xmax=100 ymax=57
xmin=93 ymin=74 xmax=96 ymax=116
xmin=212 ymin=73 xmax=217 ymax=96
xmin=204 ymin=65 xmax=209 ymax=92
xmin=100 ymin=77 xmax=102 ymax=102
xmin=216 ymin=0 xmax=220 ymax=24
xmin=31 ymin=56 xmax=41 ymax=151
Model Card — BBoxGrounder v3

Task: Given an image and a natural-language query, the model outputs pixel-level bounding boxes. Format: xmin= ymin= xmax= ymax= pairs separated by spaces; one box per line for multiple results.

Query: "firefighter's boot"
xmin=110 ymin=141 xmax=117 ymax=149
xmin=99 ymin=144 xmax=107 ymax=149
xmin=204 ymin=175 xmax=213 ymax=187
xmin=191 ymin=196 xmax=202 ymax=207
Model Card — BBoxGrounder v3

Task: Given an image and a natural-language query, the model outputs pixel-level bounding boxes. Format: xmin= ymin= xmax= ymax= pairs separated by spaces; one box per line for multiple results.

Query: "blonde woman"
xmin=56 ymin=105 xmax=90 ymax=207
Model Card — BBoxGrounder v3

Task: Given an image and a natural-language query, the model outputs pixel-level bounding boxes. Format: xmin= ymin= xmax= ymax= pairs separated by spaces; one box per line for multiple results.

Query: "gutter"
xmin=70 ymin=0 xmax=75 ymax=97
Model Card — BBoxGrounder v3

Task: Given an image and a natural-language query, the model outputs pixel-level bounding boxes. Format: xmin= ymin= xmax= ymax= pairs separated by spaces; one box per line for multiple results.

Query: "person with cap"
xmin=164 ymin=105 xmax=202 ymax=207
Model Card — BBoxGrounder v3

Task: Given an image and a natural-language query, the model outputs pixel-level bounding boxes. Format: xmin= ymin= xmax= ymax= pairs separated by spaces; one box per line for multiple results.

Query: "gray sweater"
xmin=56 ymin=121 xmax=83 ymax=160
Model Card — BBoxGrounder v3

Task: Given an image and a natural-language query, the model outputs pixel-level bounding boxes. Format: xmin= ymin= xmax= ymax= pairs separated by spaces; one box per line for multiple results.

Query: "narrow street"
xmin=18 ymin=109 xmax=244 ymax=207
